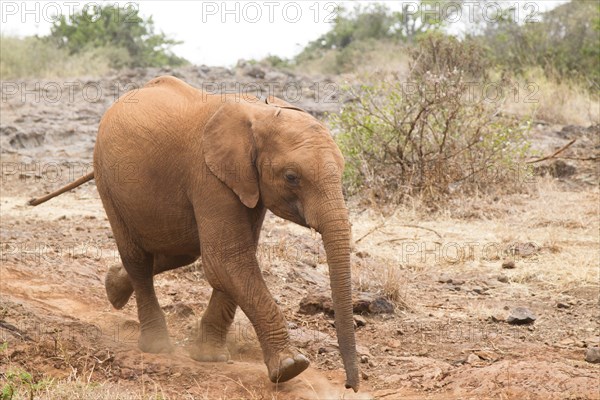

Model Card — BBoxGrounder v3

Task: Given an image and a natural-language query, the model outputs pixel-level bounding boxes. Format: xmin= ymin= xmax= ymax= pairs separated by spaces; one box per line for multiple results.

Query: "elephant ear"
xmin=203 ymin=103 xmax=259 ymax=208
xmin=265 ymin=96 xmax=306 ymax=113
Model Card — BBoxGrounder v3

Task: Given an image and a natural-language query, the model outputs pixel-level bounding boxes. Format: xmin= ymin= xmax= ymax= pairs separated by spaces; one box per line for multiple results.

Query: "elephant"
xmin=29 ymin=75 xmax=359 ymax=391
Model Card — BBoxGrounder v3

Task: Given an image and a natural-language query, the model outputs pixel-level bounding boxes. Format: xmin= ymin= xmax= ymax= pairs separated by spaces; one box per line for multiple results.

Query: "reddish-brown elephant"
xmin=29 ymin=75 xmax=359 ymax=391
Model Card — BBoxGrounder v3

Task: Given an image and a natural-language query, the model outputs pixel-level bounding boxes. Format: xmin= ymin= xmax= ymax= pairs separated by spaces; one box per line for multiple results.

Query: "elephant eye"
xmin=284 ymin=171 xmax=299 ymax=185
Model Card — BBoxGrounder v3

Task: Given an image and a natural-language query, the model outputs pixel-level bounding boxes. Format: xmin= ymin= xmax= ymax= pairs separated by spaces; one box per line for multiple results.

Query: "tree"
xmin=49 ymin=4 xmax=187 ymax=68
xmin=473 ymin=0 xmax=599 ymax=88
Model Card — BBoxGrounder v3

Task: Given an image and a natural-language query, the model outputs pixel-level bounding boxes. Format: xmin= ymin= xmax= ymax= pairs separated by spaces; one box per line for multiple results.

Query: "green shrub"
xmin=331 ymin=35 xmax=532 ymax=207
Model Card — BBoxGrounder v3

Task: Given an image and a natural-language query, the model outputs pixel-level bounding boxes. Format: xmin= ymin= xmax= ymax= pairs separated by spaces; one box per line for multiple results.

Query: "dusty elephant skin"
xmin=33 ymin=76 xmax=359 ymax=391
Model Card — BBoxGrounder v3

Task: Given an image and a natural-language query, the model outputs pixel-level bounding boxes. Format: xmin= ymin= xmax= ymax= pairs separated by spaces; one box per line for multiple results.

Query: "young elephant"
xmin=30 ymin=76 xmax=359 ymax=391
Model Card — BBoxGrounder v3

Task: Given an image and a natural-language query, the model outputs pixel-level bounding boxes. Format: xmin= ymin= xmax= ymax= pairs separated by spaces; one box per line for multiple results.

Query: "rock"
xmin=474 ymin=350 xmax=499 ymax=361
xmin=502 ymin=260 xmax=516 ymax=269
xmin=360 ymin=355 xmax=369 ymax=363
xmin=585 ymin=347 xmax=600 ymax=363
xmin=355 ymin=251 xmax=370 ymax=259
xmin=507 ymin=307 xmax=537 ymax=325
xmin=361 ymin=370 xmax=369 ymax=380
xmin=472 ymin=286 xmax=485 ymax=294
xmin=300 ymin=291 xmax=395 ymax=315
xmin=290 ymin=327 xmax=329 ymax=348
xmin=508 ymin=242 xmax=540 ymax=257
xmin=497 ymin=274 xmax=509 ymax=283
xmin=356 ymin=345 xmax=371 ymax=357
xmin=289 ymin=267 xmax=328 ymax=287
xmin=438 ymin=274 xmax=452 ymax=283
xmin=556 ymin=302 xmax=570 ymax=309
xmin=354 ymin=315 xmax=367 ymax=327
xmin=353 ymin=293 xmax=395 ymax=314
xmin=298 ymin=294 xmax=333 ymax=315
xmin=162 ymin=302 xmax=194 ymax=318
xmin=317 ymin=346 xmax=337 ymax=354
xmin=549 ymin=160 xmax=577 ymax=178
xmin=384 ymin=374 xmax=402 ymax=384
xmin=583 ymin=336 xmax=600 ymax=347
xmin=466 ymin=353 xmax=481 ymax=364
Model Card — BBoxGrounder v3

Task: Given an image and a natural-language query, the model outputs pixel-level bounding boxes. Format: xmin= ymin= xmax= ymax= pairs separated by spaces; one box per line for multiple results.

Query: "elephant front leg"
xmin=190 ymin=289 xmax=236 ymax=362
xmin=202 ymin=243 xmax=309 ymax=383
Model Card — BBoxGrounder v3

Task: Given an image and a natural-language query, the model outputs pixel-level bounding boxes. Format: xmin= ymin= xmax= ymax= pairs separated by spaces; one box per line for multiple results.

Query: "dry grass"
xmin=293 ymin=40 xmax=410 ymax=76
xmin=0 ymin=35 xmax=112 ymax=79
xmin=501 ymin=68 xmax=600 ymax=126
xmin=350 ymin=179 xmax=599 ymax=294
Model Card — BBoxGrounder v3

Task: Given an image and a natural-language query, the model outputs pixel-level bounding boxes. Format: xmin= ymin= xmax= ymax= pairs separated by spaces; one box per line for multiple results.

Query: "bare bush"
xmin=332 ymin=35 xmax=532 ymax=207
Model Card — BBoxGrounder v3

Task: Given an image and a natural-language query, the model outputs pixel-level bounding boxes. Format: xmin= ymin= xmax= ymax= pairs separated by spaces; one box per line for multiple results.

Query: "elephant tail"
xmin=28 ymin=171 xmax=95 ymax=206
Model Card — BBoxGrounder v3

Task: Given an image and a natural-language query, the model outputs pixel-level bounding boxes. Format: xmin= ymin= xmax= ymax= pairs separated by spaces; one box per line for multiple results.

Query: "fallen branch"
xmin=355 ymin=222 xmax=385 ymax=244
xmin=400 ymin=224 xmax=443 ymax=239
xmin=526 ymin=139 xmax=576 ymax=164
xmin=556 ymin=155 xmax=599 ymax=161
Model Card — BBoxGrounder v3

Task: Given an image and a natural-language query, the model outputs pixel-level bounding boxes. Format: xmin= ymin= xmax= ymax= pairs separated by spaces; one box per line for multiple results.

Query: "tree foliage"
xmin=296 ymin=2 xmax=449 ymax=65
xmin=474 ymin=0 xmax=599 ymax=88
xmin=49 ymin=4 xmax=187 ymax=68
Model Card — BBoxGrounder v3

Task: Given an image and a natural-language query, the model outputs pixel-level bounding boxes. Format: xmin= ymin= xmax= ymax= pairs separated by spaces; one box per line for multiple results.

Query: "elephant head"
xmin=203 ymin=96 xmax=359 ymax=391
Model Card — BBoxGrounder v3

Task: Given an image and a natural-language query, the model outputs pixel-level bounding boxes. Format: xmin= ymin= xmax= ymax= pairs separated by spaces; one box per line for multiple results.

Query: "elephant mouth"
xmin=269 ymin=200 xmax=309 ymax=228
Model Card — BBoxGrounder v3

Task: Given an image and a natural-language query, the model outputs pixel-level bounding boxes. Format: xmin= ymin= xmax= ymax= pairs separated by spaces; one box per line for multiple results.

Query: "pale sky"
xmin=0 ymin=1 xmax=569 ymax=67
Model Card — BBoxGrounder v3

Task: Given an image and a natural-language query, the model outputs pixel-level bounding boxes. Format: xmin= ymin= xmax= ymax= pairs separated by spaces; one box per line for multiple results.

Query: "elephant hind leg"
xmin=105 ymin=263 xmax=134 ymax=309
xmin=189 ymin=289 xmax=237 ymax=362
xmin=105 ymin=253 xmax=199 ymax=309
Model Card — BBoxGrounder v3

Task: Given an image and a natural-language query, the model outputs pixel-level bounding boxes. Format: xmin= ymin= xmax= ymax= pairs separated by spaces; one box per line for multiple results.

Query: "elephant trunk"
xmin=319 ymin=199 xmax=359 ymax=392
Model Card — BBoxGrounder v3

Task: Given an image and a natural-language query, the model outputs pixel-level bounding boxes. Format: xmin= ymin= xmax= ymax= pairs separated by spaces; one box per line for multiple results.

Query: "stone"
xmin=384 ymin=374 xmax=402 ymax=384
xmin=508 ymin=242 xmax=540 ymax=257
xmin=298 ymin=294 xmax=333 ymax=315
xmin=506 ymin=307 xmax=537 ymax=325
xmin=502 ymin=260 xmax=516 ymax=269
xmin=356 ymin=345 xmax=371 ymax=357
xmin=354 ymin=315 xmax=367 ymax=327
xmin=556 ymin=302 xmax=570 ymax=309
xmin=472 ymin=286 xmax=485 ymax=294
xmin=162 ymin=302 xmax=194 ymax=318
xmin=497 ymin=274 xmax=509 ymax=283
xmin=474 ymin=350 xmax=499 ymax=361
xmin=352 ymin=293 xmax=395 ymax=315
xmin=585 ymin=347 xmax=600 ymax=363
xmin=466 ymin=353 xmax=481 ymax=364
xmin=299 ymin=292 xmax=394 ymax=316
xmin=355 ymin=251 xmax=370 ymax=259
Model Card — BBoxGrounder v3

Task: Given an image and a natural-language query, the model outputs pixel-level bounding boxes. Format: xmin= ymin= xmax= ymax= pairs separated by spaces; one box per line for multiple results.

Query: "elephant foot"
xmin=105 ymin=264 xmax=134 ymax=309
xmin=138 ymin=332 xmax=173 ymax=354
xmin=189 ymin=342 xmax=230 ymax=362
xmin=267 ymin=350 xmax=310 ymax=383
